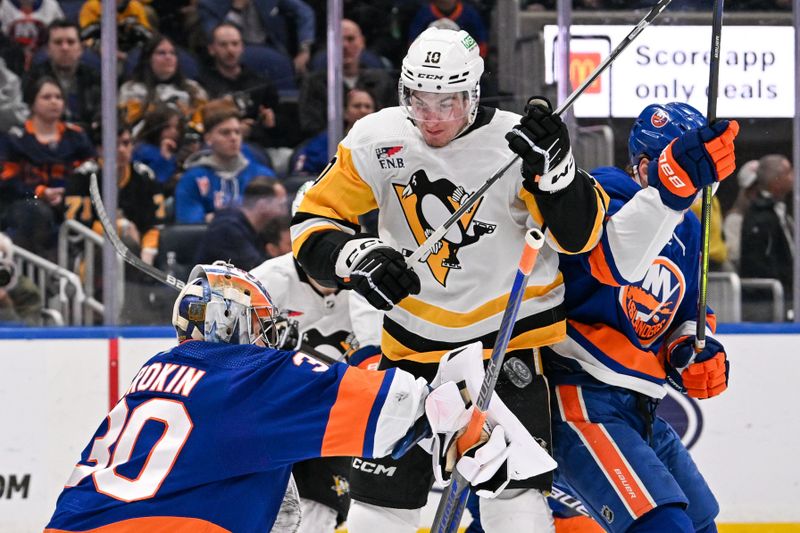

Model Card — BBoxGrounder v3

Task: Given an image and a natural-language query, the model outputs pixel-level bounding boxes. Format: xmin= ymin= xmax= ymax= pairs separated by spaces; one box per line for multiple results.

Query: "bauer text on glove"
xmin=648 ymin=120 xmax=739 ymax=211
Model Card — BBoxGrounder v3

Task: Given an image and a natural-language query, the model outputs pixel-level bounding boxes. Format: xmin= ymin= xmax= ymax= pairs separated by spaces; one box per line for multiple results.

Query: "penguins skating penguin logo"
xmin=393 ymin=170 xmax=496 ymax=287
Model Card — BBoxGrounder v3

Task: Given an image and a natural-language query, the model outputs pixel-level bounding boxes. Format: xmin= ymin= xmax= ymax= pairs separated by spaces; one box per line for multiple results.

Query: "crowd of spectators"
xmin=0 ymin=0 xmax=794 ymax=325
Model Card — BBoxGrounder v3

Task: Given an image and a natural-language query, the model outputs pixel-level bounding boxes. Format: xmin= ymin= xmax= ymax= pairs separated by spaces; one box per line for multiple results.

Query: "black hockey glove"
xmin=505 ymin=96 xmax=576 ymax=195
xmin=334 ymin=237 xmax=421 ymax=311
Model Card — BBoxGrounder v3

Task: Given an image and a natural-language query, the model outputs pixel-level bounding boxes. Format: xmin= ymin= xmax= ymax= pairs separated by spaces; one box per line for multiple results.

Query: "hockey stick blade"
xmin=431 ymin=229 xmax=546 ymax=533
xmin=405 ymin=0 xmax=673 ymax=267
xmin=89 ymin=171 xmax=186 ymax=290
xmin=696 ymin=0 xmax=724 ymax=351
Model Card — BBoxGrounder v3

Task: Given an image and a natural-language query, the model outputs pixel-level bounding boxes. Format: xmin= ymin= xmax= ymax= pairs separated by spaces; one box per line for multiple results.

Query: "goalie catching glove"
xmin=665 ymin=334 xmax=729 ymax=399
xmin=649 ymin=120 xmax=740 ymax=211
xmin=505 ymin=96 xmax=575 ymax=195
xmin=334 ymin=237 xmax=420 ymax=311
xmin=422 ymin=343 xmax=557 ymax=498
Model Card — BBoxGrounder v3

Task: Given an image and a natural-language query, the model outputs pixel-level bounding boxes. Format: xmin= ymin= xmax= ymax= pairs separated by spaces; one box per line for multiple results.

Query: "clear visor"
xmin=401 ymin=88 xmax=473 ymax=123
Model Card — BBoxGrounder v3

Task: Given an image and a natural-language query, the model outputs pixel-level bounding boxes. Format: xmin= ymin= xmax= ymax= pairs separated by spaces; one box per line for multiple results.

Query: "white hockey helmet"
xmin=399 ymin=28 xmax=484 ymax=128
xmin=172 ymin=261 xmax=278 ymax=346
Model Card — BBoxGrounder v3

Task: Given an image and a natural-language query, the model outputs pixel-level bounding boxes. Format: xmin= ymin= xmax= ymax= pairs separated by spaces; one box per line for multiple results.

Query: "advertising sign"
xmin=544 ymin=25 xmax=795 ymax=118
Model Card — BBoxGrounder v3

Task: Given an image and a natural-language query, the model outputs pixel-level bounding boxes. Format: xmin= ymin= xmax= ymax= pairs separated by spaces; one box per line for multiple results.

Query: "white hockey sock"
xmin=345 ymin=500 xmax=420 ymax=533
xmin=296 ymin=498 xmax=337 ymax=533
xmin=479 ymin=489 xmax=555 ymax=533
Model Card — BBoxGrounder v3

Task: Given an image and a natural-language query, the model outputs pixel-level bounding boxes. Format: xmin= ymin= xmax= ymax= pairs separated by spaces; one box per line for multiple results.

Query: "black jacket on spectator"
xmin=298 ymin=68 xmax=395 ymax=135
xmin=740 ymin=192 xmax=795 ymax=303
xmin=198 ymin=65 xmax=280 ymax=146
xmin=193 ymin=208 xmax=266 ymax=271
xmin=24 ymin=61 xmax=101 ymax=131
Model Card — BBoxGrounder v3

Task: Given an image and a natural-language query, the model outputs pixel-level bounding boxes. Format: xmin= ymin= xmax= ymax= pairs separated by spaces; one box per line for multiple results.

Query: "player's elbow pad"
xmin=536 ymin=169 xmax=602 ymax=253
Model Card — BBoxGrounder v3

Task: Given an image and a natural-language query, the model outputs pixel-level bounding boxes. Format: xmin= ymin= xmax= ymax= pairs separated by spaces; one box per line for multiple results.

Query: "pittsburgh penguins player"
xmin=291 ymin=27 xmax=608 ymax=533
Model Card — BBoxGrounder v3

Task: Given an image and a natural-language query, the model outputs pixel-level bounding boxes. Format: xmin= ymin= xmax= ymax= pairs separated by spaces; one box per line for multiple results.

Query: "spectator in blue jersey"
xmin=194 ymin=177 xmax=288 ymax=270
xmin=197 ymin=0 xmax=316 ymax=75
xmin=174 ymin=98 xmax=276 ymax=224
xmin=0 ymin=76 xmax=94 ymax=259
xmin=291 ymin=87 xmax=375 ymax=176
xmin=24 ymin=20 xmax=100 ymax=132
xmin=541 ymin=102 xmax=738 ymax=533
xmin=46 ymin=260 xmax=540 ymax=533
xmin=408 ymin=0 xmax=488 ymax=57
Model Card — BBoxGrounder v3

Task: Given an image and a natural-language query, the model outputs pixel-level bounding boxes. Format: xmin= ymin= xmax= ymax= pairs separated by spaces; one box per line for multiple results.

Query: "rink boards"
xmin=1 ymin=325 xmax=798 ymax=532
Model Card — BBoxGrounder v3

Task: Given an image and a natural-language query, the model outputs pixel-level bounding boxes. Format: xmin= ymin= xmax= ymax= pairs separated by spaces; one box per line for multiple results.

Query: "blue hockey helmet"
xmin=628 ymin=102 xmax=707 ymax=167
xmin=172 ymin=261 xmax=278 ymax=346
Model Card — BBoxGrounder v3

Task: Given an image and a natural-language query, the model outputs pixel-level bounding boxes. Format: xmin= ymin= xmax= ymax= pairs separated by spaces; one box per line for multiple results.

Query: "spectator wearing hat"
xmin=0 ymin=232 xmax=42 ymax=326
xmin=723 ymin=159 xmax=760 ymax=269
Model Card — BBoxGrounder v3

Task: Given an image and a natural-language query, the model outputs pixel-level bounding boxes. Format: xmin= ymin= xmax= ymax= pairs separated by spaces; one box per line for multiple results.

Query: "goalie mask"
xmin=399 ymin=28 xmax=484 ymax=137
xmin=628 ymin=102 xmax=706 ymax=167
xmin=172 ymin=261 xmax=278 ymax=346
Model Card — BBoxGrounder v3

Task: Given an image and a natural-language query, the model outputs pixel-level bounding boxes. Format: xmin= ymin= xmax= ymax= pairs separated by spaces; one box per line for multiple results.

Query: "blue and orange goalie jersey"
xmin=45 ymin=340 xmax=425 ymax=532
xmin=544 ymin=167 xmax=716 ymax=399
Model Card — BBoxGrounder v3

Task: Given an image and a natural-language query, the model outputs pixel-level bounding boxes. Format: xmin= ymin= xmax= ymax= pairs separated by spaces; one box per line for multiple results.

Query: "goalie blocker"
xmin=349 ymin=348 xmax=553 ymax=510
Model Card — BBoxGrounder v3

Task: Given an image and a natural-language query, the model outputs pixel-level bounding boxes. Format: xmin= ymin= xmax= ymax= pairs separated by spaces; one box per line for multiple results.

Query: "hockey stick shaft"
xmin=696 ymin=0 xmax=725 ymax=351
xmin=405 ymin=0 xmax=673 ymax=267
xmin=431 ymin=229 xmax=545 ymax=533
xmin=89 ymin=172 xmax=341 ymax=366
xmin=89 ymin=171 xmax=186 ymax=290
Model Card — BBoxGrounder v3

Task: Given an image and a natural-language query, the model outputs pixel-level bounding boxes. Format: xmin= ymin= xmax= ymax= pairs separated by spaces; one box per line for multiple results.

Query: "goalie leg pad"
xmin=296 ymin=498 xmax=337 ymax=533
xmin=345 ymin=500 xmax=420 ymax=533
xmin=479 ymin=488 xmax=555 ymax=533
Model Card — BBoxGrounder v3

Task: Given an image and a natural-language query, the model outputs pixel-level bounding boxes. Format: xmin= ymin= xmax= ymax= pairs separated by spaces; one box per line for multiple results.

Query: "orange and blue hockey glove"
xmin=665 ymin=335 xmax=729 ymax=399
xmin=648 ymin=120 xmax=739 ymax=211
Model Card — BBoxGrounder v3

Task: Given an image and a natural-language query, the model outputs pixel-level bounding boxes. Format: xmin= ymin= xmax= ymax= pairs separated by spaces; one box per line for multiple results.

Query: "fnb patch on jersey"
xmin=376 ymin=146 xmax=405 ymax=169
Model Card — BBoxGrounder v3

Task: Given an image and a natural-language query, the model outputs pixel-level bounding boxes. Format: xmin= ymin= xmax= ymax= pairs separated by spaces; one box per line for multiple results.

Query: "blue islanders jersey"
xmin=46 ymin=340 xmax=423 ymax=532
xmin=545 ymin=167 xmax=716 ymax=398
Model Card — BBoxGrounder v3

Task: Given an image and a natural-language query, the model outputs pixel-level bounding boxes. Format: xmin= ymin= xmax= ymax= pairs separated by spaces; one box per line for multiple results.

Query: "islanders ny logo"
xmin=619 ymin=257 xmax=685 ymax=346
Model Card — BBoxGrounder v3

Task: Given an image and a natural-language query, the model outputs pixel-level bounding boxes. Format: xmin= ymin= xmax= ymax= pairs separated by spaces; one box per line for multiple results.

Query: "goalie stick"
xmin=405 ymin=0 xmax=673 ymax=267
xmin=696 ymin=0 xmax=725 ymax=351
xmin=88 ymin=172 xmax=339 ymax=366
xmin=431 ymin=228 xmax=546 ymax=533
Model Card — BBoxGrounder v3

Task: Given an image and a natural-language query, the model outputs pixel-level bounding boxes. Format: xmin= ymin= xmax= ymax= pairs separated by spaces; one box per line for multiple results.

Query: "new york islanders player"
xmin=292 ymin=26 xmax=608 ymax=533
xmin=543 ymin=102 xmax=738 ymax=532
xmin=250 ymin=182 xmax=384 ymax=532
xmin=45 ymin=262 xmax=546 ymax=533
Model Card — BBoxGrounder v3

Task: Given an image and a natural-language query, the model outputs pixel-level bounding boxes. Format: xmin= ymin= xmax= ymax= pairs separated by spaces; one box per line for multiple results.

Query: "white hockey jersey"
xmin=292 ymin=106 xmax=606 ymax=364
xmin=251 ymin=253 xmax=382 ymax=362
